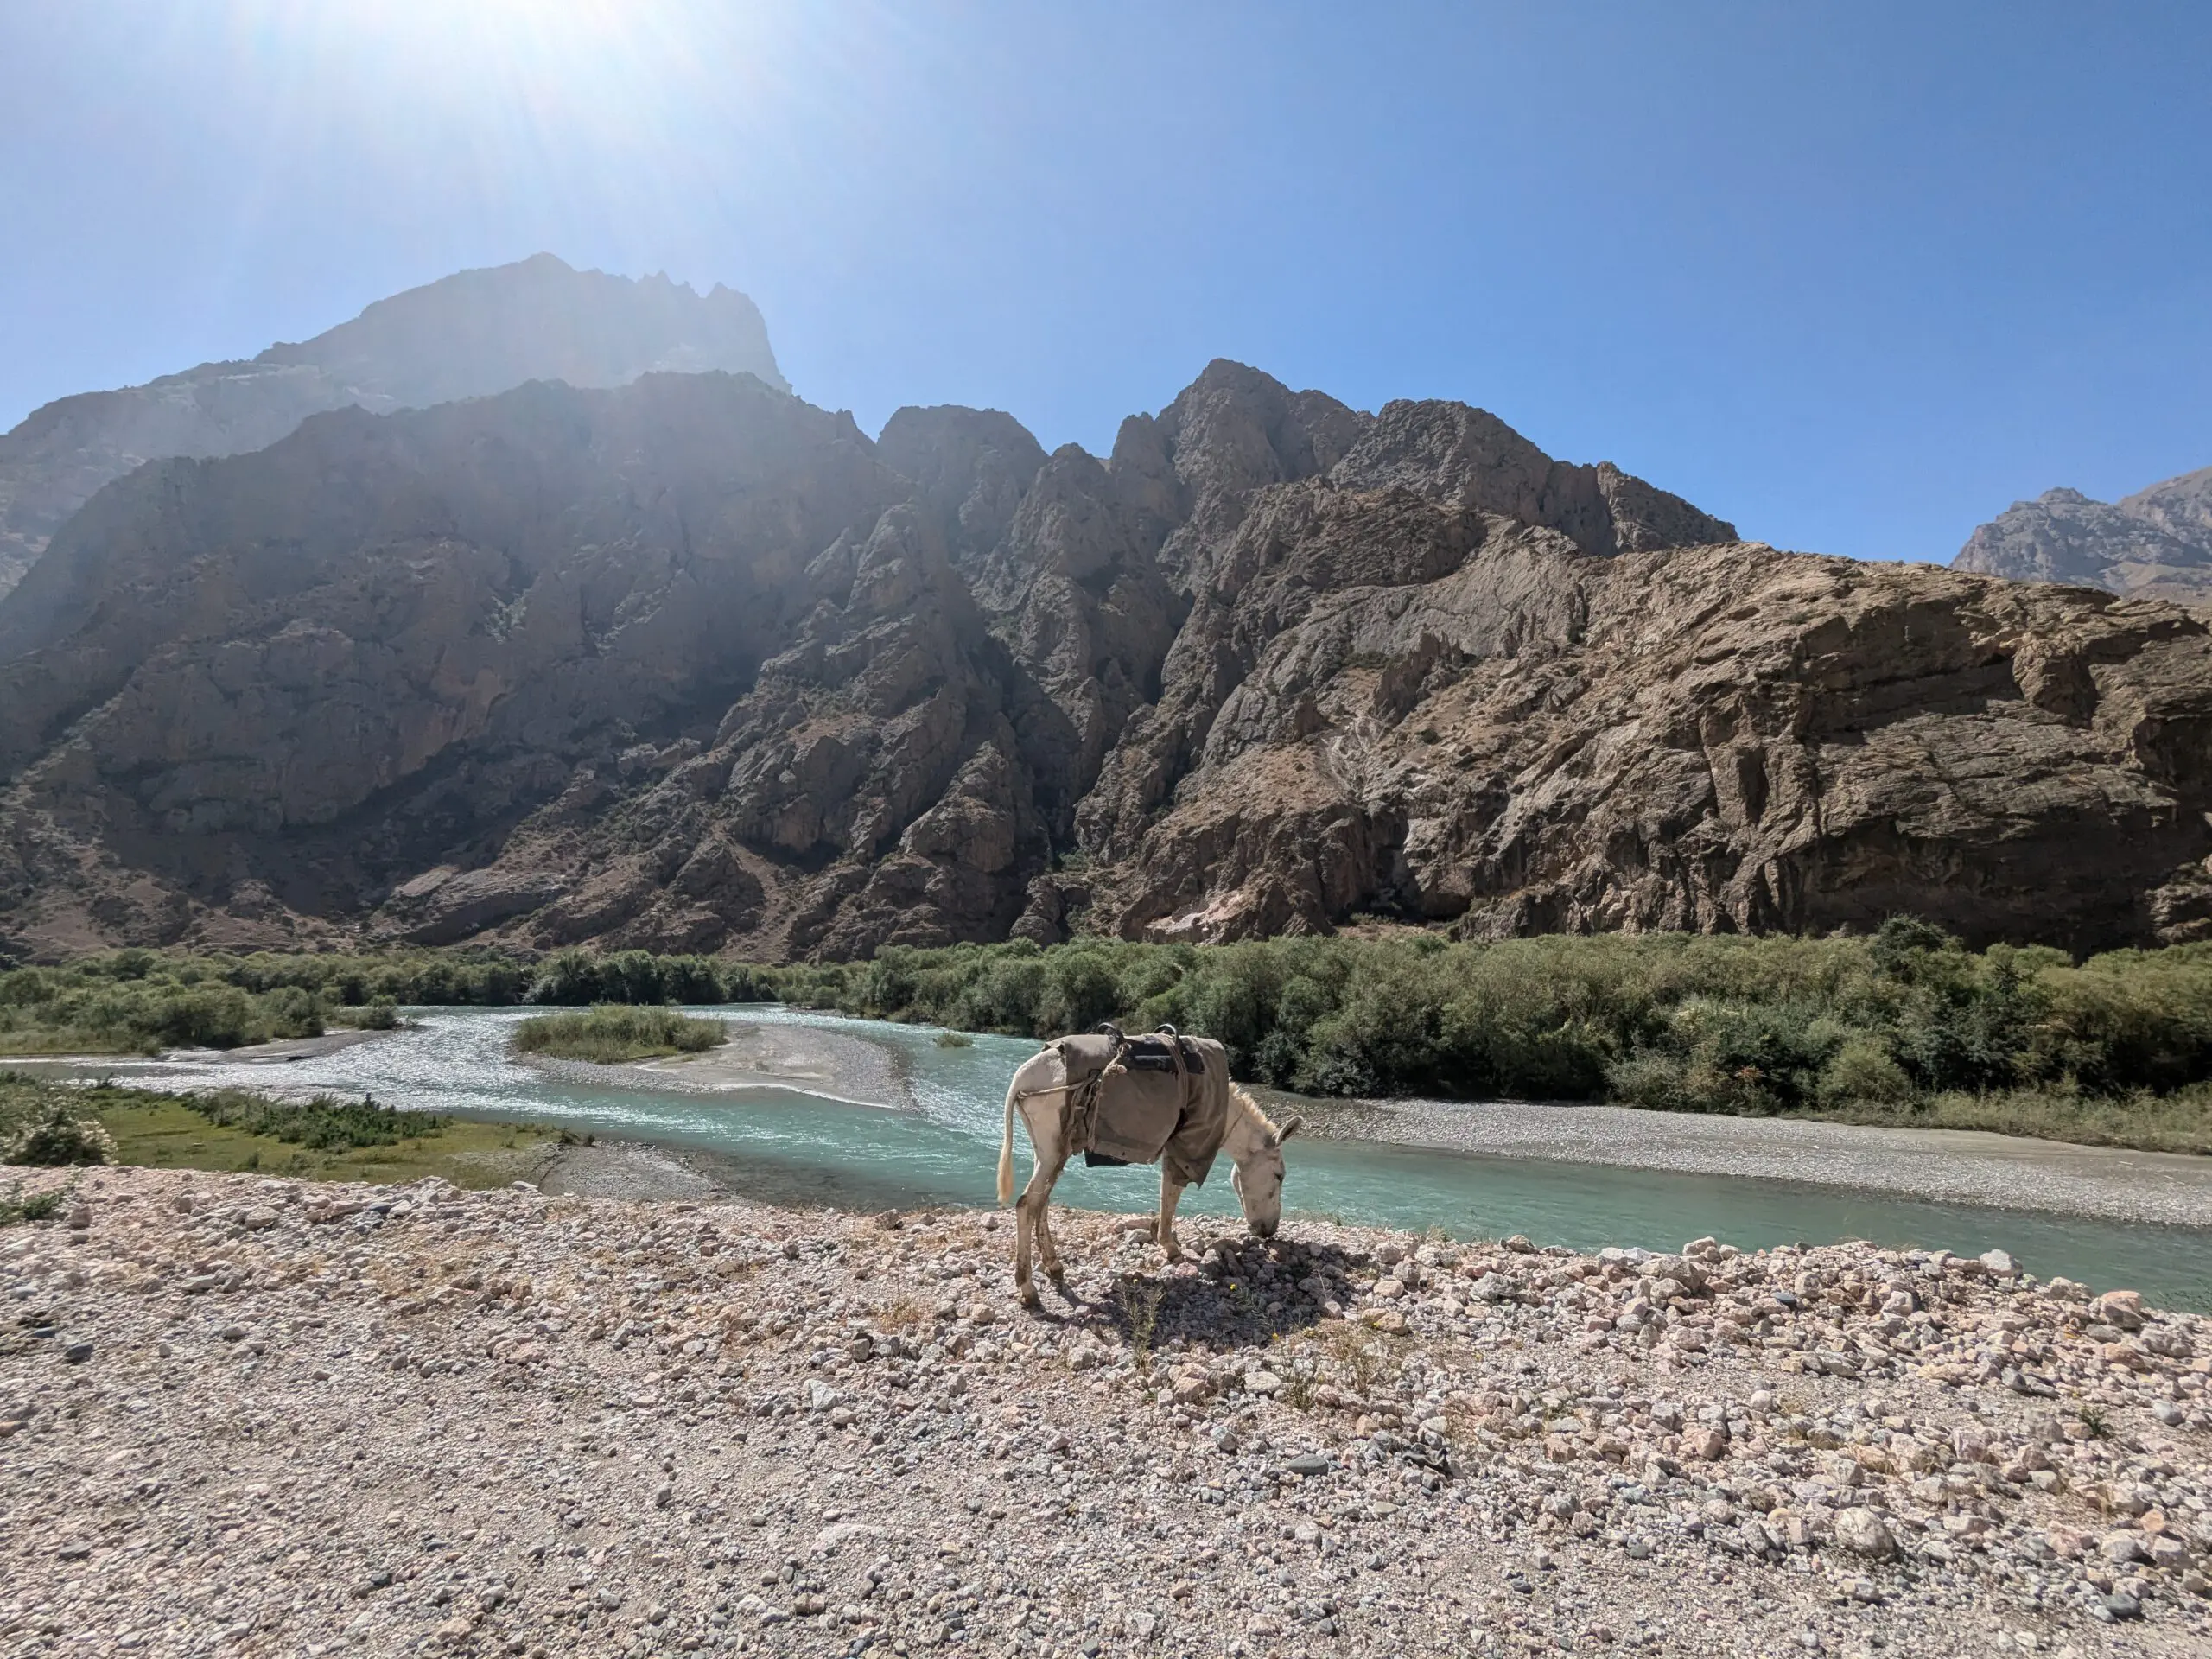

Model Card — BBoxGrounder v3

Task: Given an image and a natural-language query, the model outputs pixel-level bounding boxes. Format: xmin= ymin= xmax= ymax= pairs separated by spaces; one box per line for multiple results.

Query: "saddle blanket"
xmin=1052 ymin=1030 xmax=1231 ymax=1187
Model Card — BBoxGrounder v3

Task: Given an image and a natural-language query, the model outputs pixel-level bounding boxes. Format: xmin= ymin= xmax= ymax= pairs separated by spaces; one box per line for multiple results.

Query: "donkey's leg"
xmin=1014 ymin=1156 xmax=1067 ymax=1310
xmin=1013 ymin=1185 xmax=1035 ymax=1307
xmin=1037 ymin=1186 xmax=1071 ymax=1282
xmin=1156 ymin=1173 xmax=1187 ymax=1262
xmin=1034 ymin=1157 xmax=1069 ymax=1283
xmin=1038 ymin=1206 xmax=1066 ymax=1282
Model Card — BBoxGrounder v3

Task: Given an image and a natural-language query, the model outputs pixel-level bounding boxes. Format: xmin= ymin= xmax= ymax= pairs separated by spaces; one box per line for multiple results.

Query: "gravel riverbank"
xmin=515 ymin=1020 xmax=912 ymax=1111
xmin=1276 ymin=1097 xmax=2212 ymax=1230
xmin=3 ymin=1166 xmax=2209 ymax=1657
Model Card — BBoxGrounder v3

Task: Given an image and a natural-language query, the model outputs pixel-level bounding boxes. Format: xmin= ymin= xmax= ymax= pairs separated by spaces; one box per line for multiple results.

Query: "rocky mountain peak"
xmin=1153 ymin=359 xmax=1367 ymax=499
xmin=0 ymin=254 xmax=786 ymax=605
xmin=1955 ymin=466 xmax=2212 ymax=607
xmin=2 ymin=359 xmax=2205 ymax=963
xmin=2121 ymin=466 xmax=2212 ymax=542
xmin=874 ymin=405 xmax=1048 ymax=563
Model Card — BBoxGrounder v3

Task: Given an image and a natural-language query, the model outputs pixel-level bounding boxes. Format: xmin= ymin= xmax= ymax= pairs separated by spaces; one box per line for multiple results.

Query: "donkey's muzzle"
xmin=1251 ymin=1218 xmax=1278 ymax=1239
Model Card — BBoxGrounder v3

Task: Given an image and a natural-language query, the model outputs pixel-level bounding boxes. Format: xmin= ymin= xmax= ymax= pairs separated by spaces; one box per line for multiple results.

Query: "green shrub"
xmin=1817 ymin=1035 xmax=1916 ymax=1108
xmin=1605 ymin=1052 xmax=1693 ymax=1112
xmin=181 ymin=1090 xmax=448 ymax=1149
xmin=511 ymin=1005 xmax=726 ymax=1064
xmin=3 ymin=1103 xmax=117 ymax=1166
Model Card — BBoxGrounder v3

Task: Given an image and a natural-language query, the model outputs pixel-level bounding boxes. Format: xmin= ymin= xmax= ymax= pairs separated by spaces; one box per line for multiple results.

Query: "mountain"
xmin=0 ymin=253 xmax=786 ymax=605
xmin=1954 ymin=468 xmax=2212 ymax=606
xmin=1 ymin=362 xmax=2208 ymax=962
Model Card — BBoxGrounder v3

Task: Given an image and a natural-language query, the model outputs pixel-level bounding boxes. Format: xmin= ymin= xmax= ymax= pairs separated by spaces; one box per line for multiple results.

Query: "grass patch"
xmin=99 ymin=1096 xmax=550 ymax=1189
xmin=180 ymin=1089 xmax=450 ymax=1149
xmin=932 ymin=1030 xmax=974 ymax=1048
xmin=511 ymin=1004 xmax=726 ymax=1064
xmin=0 ymin=1072 xmax=550 ymax=1190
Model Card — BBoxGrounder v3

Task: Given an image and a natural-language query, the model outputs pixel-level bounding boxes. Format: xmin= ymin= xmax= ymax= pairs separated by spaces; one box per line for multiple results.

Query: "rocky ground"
xmin=3 ymin=1167 xmax=2209 ymax=1658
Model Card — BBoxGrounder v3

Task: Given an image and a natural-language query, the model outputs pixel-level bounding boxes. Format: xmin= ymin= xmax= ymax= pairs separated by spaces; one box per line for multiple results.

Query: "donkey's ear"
xmin=1278 ymin=1115 xmax=1304 ymax=1141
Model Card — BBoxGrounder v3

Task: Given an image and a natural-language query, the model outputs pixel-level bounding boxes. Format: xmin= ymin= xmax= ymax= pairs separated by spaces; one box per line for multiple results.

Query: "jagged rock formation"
xmin=1955 ymin=469 xmax=2212 ymax=606
xmin=2 ymin=360 xmax=2208 ymax=963
xmin=0 ymin=253 xmax=785 ymax=606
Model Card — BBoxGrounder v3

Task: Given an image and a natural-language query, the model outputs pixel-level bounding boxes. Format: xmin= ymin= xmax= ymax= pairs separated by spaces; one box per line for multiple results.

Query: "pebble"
xmin=1834 ymin=1507 xmax=1897 ymax=1559
xmin=0 ymin=1166 xmax=2206 ymax=1658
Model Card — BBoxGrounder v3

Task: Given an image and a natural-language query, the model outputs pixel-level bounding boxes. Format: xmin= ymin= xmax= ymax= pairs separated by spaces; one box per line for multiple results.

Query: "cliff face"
xmin=1955 ymin=470 xmax=2212 ymax=607
xmin=0 ymin=253 xmax=785 ymax=607
xmin=2 ymin=361 xmax=2208 ymax=962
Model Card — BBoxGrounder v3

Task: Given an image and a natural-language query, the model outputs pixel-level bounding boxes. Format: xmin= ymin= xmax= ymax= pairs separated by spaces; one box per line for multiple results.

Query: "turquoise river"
xmin=76 ymin=1005 xmax=2212 ymax=1312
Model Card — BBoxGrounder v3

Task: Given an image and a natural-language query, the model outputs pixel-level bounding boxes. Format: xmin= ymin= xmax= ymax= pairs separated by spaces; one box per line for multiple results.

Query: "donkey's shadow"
xmin=1023 ymin=1227 xmax=1367 ymax=1358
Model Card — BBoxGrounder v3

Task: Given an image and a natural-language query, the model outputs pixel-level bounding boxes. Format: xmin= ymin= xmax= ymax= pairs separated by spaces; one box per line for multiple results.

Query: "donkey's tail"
xmin=996 ymin=1083 xmax=1020 ymax=1207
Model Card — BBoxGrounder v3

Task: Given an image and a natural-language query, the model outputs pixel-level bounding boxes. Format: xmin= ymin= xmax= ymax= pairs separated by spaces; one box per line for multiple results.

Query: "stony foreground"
xmin=3 ymin=1167 xmax=2209 ymax=1658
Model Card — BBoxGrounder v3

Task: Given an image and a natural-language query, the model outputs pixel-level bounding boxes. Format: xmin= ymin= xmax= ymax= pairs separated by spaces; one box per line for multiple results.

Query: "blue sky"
xmin=2 ymin=3 xmax=2207 ymax=563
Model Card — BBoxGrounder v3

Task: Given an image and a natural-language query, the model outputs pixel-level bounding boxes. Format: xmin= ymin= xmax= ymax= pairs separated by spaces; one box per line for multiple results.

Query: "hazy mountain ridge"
xmin=1954 ymin=467 xmax=2212 ymax=606
xmin=0 ymin=360 xmax=2207 ymax=963
xmin=0 ymin=253 xmax=785 ymax=604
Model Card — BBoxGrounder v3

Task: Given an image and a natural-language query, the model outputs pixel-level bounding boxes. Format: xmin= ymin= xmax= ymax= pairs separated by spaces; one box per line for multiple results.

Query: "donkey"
xmin=994 ymin=1031 xmax=1303 ymax=1309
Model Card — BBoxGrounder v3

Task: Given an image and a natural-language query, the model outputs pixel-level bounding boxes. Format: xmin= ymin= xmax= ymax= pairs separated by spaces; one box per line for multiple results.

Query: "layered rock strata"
xmin=2 ymin=360 xmax=2209 ymax=960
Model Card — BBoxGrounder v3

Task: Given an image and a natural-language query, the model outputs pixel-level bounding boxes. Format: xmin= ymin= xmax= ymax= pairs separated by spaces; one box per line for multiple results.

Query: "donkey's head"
xmin=1225 ymin=1087 xmax=1302 ymax=1239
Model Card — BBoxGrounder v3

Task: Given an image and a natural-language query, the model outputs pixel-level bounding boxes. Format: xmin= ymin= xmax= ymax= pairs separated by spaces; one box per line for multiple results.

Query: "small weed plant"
xmin=0 ymin=1179 xmax=73 ymax=1226
xmin=1118 ymin=1277 xmax=1165 ymax=1376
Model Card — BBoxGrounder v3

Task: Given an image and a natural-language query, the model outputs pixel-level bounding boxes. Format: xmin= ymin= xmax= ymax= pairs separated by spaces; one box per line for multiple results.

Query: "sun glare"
xmin=210 ymin=0 xmax=797 ymax=130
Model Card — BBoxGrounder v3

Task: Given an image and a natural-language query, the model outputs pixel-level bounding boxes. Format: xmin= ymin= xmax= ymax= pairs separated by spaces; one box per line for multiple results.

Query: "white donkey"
xmin=995 ymin=1030 xmax=1302 ymax=1309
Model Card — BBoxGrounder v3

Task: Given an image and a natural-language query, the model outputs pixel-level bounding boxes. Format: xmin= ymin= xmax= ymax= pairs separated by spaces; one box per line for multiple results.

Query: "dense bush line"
xmin=3 ymin=928 xmax=2209 ymax=1147
xmin=823 ymin=921 xmax=2211 ymax=1095
xmin=817 ymin=923 xmax=2212 ymax=1149
xmin=0 ymin=958 xmax=335 ymax=1055
xmin=0 ymin=946 xmax=747 ymax=1054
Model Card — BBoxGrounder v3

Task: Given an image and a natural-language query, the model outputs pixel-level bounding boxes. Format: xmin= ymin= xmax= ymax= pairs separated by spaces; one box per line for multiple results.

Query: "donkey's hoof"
xmin=1046 ymin=1262 xmax=1068 ymax=1284
xmin=1018 ymin=1285 xmax=1043 ymax=1311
